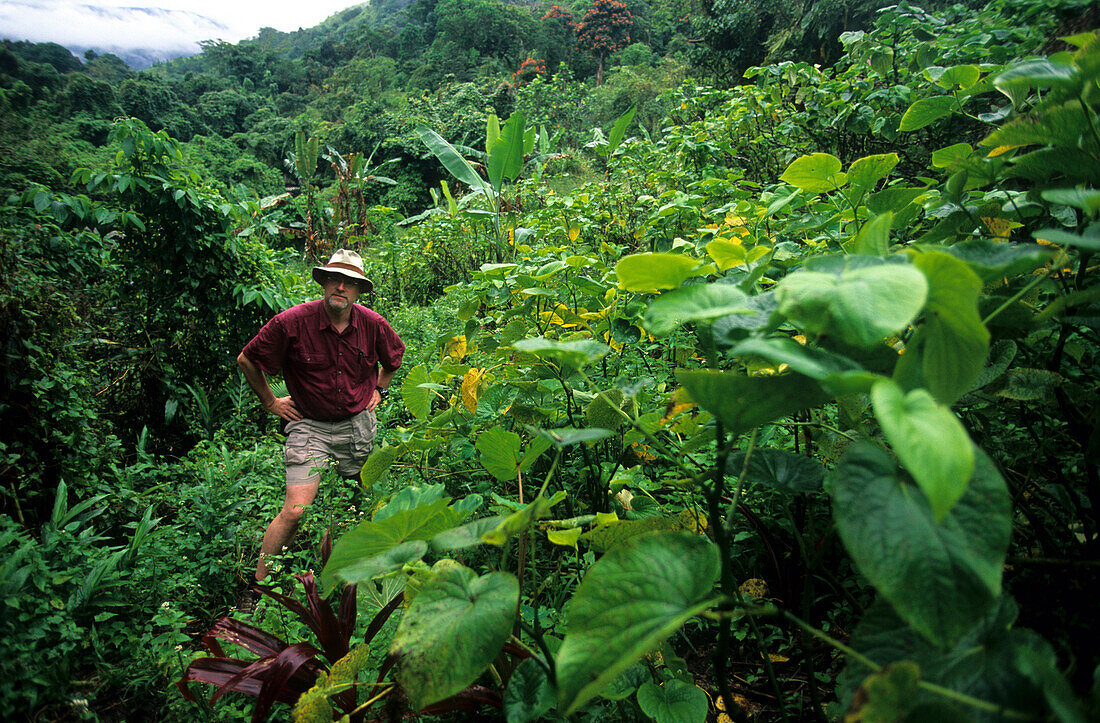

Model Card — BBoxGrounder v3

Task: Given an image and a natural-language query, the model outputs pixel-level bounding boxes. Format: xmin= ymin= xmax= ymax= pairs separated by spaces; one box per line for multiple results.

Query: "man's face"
xmin=321 ymin=273 xmax=361 ymax=312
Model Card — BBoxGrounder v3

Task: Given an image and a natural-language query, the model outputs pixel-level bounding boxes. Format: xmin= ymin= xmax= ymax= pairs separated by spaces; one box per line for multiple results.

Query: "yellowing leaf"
xmin=568 ymin=226 xmax=581 ymax=242
xmin=985 ymin=144 xmax=1025 ymax=157
xmin=444 ymin=335 xmax=467 ymax=360
xmin=981 ymin=216 xmax=1018 ymax=241
xmin=595 ymin=512 xmax=619 ymax=526
xmin=461 ymin=368 xmax=485 ymax=413
xmin=631 ymin=442 xmax=658 ymax=462
xmin=548 ymin=527 xmax=582 ymax=548
xmin=738 ymin=578 xmax=769 ymax=599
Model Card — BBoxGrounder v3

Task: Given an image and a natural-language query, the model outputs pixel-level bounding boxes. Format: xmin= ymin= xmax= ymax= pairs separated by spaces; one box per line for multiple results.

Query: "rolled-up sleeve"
xmin=242 ymin=316 xmax=289 ymax=376
xmin=376 ymin=317 xmax=404 ymax=371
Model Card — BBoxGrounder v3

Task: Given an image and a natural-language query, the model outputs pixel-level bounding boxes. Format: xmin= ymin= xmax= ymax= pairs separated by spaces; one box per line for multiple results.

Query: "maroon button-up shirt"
xmin=242 ymin=300 xmax=404 ymax=421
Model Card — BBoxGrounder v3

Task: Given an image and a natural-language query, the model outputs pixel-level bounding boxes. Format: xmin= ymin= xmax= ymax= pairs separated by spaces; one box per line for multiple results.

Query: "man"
xmin=237 ymin=249 xmax=404 ymax=586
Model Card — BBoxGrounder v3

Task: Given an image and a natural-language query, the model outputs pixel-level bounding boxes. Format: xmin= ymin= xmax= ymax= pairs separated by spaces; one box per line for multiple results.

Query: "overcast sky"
xmin=0 ymin=1 xmax=364 ymax=59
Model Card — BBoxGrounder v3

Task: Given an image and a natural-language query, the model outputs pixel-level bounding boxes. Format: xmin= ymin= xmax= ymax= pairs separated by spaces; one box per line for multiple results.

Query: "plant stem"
xmin=781 ymin=612 xmax=1042 ymax=721
xmin=982 ymin=259 xmax=1062 ymax=325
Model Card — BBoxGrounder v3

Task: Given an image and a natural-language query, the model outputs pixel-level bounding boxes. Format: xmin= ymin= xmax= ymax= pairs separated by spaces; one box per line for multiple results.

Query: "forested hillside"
xmin=2 ymin=0 xmax=1100 ymax=720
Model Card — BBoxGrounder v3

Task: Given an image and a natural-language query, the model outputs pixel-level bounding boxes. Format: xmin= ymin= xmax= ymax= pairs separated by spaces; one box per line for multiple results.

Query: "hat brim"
xmin=313 ymin=267 xmax=373 ymax=293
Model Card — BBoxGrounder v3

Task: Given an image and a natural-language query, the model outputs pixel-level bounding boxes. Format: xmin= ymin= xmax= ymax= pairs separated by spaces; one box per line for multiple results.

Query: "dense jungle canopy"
xmin=2 ymin=0 xmax=1100 ymax=720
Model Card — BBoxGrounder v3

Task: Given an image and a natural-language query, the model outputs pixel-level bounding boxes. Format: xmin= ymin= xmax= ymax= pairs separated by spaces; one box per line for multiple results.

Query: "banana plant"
xmin=284 ymin=130 xmax=323 ymax=259
xmin=417 ymin=112 xmax=531 ymax=262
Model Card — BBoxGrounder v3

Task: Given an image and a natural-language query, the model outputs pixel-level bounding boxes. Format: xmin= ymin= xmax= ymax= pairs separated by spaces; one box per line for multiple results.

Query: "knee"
xmin=279 ymin=501 xmax=309 ymax=523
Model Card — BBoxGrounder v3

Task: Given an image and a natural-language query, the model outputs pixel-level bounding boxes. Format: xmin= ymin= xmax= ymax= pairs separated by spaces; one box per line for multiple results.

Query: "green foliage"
xmin=3 ymin=1 xmax=1100 ymax=719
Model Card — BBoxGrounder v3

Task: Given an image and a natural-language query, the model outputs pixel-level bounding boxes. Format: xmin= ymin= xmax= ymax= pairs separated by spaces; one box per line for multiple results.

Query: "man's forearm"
xmin=238 ymin=352 xmax=276 ymax=408
xmin=377 ymin=367 xmax=397 ymax=390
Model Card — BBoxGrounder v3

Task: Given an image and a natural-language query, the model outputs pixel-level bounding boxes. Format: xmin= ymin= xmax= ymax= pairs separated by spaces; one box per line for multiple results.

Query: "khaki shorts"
xmin=284 ymin=409 xmax=377 ymax=484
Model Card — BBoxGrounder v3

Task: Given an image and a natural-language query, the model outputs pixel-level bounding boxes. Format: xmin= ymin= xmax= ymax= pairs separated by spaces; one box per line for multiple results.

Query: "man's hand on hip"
xmin=366 ymin=388 xmax=381 ymax=412
xmin=265 ymin=396 xmax=302 ymax=421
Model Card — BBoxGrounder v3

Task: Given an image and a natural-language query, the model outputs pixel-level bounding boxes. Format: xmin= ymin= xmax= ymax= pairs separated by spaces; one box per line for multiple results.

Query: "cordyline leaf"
xmin=204 ymin=617 xmax=288 ymax=659
xmin=177 ymin=658 xmax=272 ymax=703
xmin=254 ymin=643 xmax=328 ymax=723
xmin=255 ymin=572 xmax=351 ymax=664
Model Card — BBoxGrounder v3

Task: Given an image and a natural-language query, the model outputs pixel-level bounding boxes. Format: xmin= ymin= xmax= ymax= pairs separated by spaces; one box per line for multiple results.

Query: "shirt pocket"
xmin=290 ymin=349 xmax=330 ymax=371
xmin=352 ymin=347 xmax=377 ymax=383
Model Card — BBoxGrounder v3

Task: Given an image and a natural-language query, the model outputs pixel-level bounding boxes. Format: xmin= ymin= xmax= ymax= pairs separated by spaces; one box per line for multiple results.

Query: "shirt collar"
xmin=315 ymin=300 xmax=358 ymax=333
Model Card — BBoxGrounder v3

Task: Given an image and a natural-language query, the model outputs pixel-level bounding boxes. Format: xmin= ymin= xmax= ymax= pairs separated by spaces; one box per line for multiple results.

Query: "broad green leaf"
xmin=512 ymin=337 xmax=609 ymax=370
xmin=429 ymin=516 xmax=504 ymax=552
xmin=728 ymin=337 xmax=876 ymax=395
xmin=933 ymin=64 xmax=981 ymax=89
xmin=942 ymin=240 xmax=1053 ymax=283
xmin=904 ymin=251 xmax=990 ymax=404
xmin=616 ymin=253 xmax=703 ymax=292
xmin=931 ymin=143 xmax=973 ymax=169
xmin=487 ymin=111 xmax=525 ymax=192
xmin=605 ymin=104 xmax=637 ymax=158
xmin=1041 ymin=187 xmax=1100 ymax=217
xmin=547 ymin=527 xmax=582 ymax=548
xmin=871 ymin=379 xmax=974 ymax=521
xmin=847 ymin=212 xmax=893 ymax=256
xmin=844 ymin=662 xmax=921 ymax=723
xmin=848 ymin=153 xmax=899 ymax=193
xmin=476 ymin=425 xmax=522 ymax=481
xmin=836 ymin=597 xmax=1042 ymax=718
xmin=391 ymin=564 xmax=518 ymax=710
xmin=555 ymin=532 xmax=720 ymax=714
xmin=402 ymin=365 xmax=432 ymax=420
xmin=503 ymin=657 xmax=555 ymax=723
xmin=900 ymin=96 xmax=956 ymax=131
xmin=599 ymin=662 xmax=648 ymax=700
xmin=321 ymin=499 xmax=461 ymax=591
xmin=725 ymin=447 xmax=826 ymax=494
xmin=992 ymin=367 xmax=1063 ymax=401
xmin=995 ymin=59 xmax=1080 ymax=96
xmin=485 ymin=113 xmax=500 ymax=154
xmin=636 ymin=679 xmax=709 ymax=723
xmin=416 ymin=126 xmax=489 ymax=196
xmin=780 ymin=153 xmax=845 ymax=193
xmin=706 ymin=239 xmax=769 ymax=271
xmin=360 ymin=445 xmax=401 ymax=488
xmin=331 ymin=540 xmax=427 ymax=586
xmin=293 ymin=643 xmax=374 ymax=722
xmin=579 ymin=511 xmax=705 ymax=552
xmin=775 ymin=261 xmax=928 ymax=347
xmin=1013 ymin=630 xmax=1089 ymax=723
xmin=968 ymin=339 xmax=1017 ymax=392
xmin=829 ymin=443 xmax=1011 ymax=646
xmin=374 ymin=484 xmax=448 ymax=521
xmin=482 ymin=491 xmax=564 ymax=545
xmin=1033 ymin=225 xmax=1100 ymax=251
xmin=643 ymin=284 xmax=750 ymax=336
xmin=677 ymin=370 xmax=830 ymax=437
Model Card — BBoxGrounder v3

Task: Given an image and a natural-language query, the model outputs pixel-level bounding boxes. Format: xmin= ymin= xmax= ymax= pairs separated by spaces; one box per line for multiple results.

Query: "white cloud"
xmin=0 ymin=1 xmax=365 ymax=57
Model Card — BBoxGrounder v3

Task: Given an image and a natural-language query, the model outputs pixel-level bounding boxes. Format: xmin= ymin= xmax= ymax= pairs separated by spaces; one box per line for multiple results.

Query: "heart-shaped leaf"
xmin=829 ymin=443 xmax=1009 ymax=646
xmin=872 ymin=379 xmax=975 ymax=521
xmin=391 ymin=564 xmax=518 ymax=710
xmin=555 ymin=532 xmax=720 ymax=714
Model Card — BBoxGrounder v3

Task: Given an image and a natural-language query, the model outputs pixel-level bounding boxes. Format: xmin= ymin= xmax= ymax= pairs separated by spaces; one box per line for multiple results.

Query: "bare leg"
xmin=255 ymin=477 xmax=320 ymax=582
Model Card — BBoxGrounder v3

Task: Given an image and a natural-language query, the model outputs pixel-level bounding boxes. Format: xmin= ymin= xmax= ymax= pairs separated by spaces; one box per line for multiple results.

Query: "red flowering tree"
xmin=512 ymin=58 xmax=547 ymax=87
xmin=576 ymin=0 xmax=633 ymax=86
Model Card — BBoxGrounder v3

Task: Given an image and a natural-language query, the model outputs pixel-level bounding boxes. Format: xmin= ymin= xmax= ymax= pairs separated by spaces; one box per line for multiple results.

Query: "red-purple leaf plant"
xmin=176 ymin=530 xmax=403 ymax=722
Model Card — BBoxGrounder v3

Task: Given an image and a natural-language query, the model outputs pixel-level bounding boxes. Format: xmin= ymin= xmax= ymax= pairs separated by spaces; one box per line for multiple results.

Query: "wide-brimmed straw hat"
xmin=312 ymin=249 xmax=373 ymax=293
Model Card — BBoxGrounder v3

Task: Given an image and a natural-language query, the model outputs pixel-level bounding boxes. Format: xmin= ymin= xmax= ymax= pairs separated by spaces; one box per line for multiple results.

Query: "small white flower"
xmin=160 ymin=602 xmax=170 ymax=609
